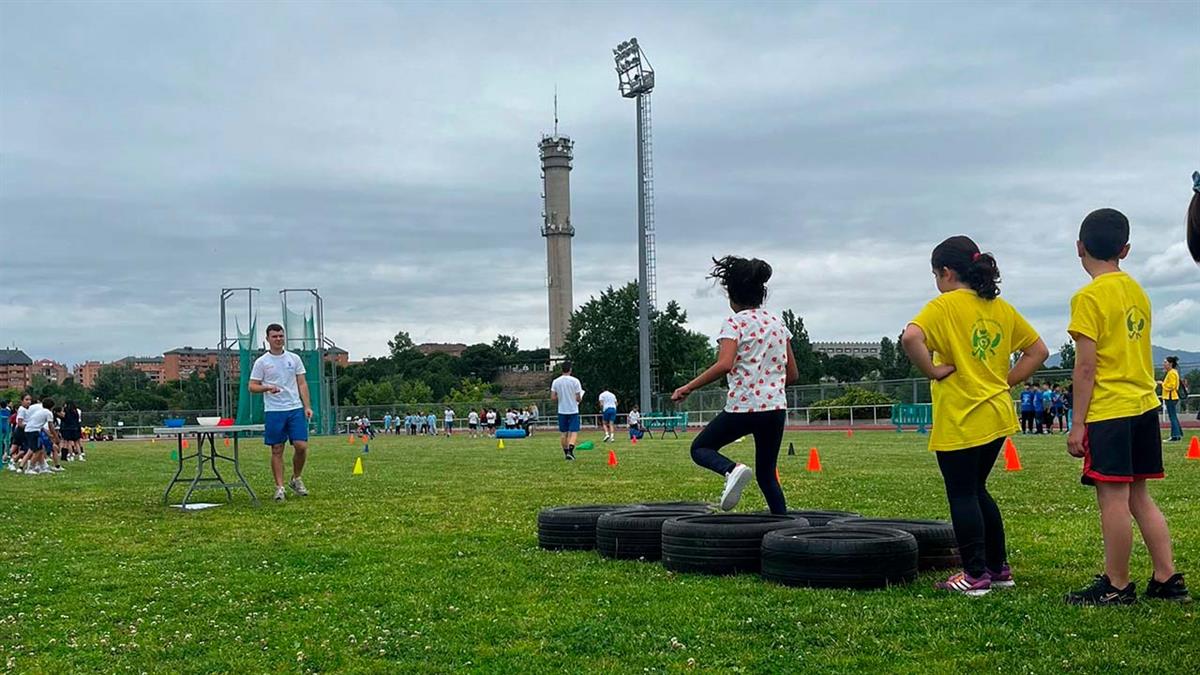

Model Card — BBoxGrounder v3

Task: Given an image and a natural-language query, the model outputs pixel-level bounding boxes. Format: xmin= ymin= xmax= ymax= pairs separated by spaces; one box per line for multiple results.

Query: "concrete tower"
xmin=540 ymin=132 xmax=574 ymax=361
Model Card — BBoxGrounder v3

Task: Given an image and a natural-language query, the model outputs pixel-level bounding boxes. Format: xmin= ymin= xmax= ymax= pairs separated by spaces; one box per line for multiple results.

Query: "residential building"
xmin=417 ymin=343 xmax=468 ymax=357
xmin=114 ymin=356 xmax=166 ymax=384
xmin=74 ymin=361 xmax=104 ymax=389
xmin=32 ymin=358 xmax=70 ymax=385
xmin=813 ymin=341 xmax=883 ymax=359
xmin=0 ymin=349 xmax=33 ymax=390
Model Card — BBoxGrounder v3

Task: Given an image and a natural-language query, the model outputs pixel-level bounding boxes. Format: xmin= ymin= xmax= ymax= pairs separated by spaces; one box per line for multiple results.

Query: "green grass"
xmin=2 ymin=430 xmax=1198 ymax=673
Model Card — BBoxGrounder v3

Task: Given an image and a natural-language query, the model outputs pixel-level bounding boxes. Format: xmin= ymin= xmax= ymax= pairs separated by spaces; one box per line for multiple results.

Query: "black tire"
xmin=828 ymin=517 xmax=960 ymax=570
xmin=754 ymin=509 xmax=862 ymax=526
xmin=538 ymin=505 xmax=640 ymax=551
xmin=597 ymin=506 xmax=714 ymax=560
xmin=761 ymin=526 xmax=919 ymax=589
xmin=636 ymin=501 xmax=715 ymax=511
xmin=661 ymin=514 xmax=805 ymax=575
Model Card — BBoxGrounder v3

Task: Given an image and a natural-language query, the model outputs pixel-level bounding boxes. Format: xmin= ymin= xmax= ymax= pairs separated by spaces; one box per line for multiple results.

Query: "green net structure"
xmin=235 ymin=315 xmax=264 ymax=425
xmin=282 ymin=303 xmax=329 ymax=435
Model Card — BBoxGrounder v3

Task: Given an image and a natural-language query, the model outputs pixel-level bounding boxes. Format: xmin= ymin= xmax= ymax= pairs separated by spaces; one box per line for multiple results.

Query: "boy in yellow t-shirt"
xmin=1064 ymin=208 xmax=1189 ymax=606
xmin=903 ymin=235 xmax=1049 ymax=596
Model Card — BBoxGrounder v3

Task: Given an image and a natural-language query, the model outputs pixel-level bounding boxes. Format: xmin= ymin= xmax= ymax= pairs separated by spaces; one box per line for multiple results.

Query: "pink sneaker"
xmin=989 ymin=564 xmax=1014 ymax=589
xmin=935 ymin=571 xmax=991 ymax=596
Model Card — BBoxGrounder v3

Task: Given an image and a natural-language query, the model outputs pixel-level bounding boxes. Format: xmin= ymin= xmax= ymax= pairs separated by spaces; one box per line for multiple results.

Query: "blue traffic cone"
xmin=363 ymin=443 xmax=369 ymax=453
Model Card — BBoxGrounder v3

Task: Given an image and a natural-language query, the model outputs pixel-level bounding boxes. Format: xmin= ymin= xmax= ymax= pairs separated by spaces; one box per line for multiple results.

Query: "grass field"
xmin=2 ymin=428 xmax=1198 ymax=673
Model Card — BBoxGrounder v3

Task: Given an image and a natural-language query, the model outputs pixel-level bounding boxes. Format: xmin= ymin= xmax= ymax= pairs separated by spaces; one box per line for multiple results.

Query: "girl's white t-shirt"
xmin=717 ymin=308 xmax=792 ymax=413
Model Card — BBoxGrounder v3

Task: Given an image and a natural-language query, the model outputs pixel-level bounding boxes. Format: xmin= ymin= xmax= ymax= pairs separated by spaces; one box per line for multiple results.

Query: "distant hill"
xmin=1045 ymin=345 xmax=1200 ymax=369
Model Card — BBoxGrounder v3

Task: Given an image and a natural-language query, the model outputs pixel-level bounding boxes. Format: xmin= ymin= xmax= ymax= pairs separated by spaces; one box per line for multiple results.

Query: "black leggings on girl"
xmin=689 ymin=410 xmax=786 ymax=514
xmin=935 ymin=437 xmax=1007 ymax=578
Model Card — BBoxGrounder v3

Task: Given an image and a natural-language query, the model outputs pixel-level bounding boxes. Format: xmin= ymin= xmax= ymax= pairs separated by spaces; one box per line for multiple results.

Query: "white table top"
xmin=153 ymin=424 xmax=266 ymax=434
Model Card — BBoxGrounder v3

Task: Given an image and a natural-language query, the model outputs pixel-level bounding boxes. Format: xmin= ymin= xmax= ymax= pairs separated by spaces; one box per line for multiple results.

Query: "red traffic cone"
xmin=182 ymin=439 xmax=189 ymax=449
xmin=348 ymin=434 xmax=354 ymax=444
xmin=1004 ymin=437 xmax=1022 ymax=471
xmin=846 ymin=429 xmax=854 ymax=438
xmin=224 ymin=438 xmax=230 ymax=447
xmin=807 ymin=448 xmax=822 ymax=472
xmin=1187 ymin=436 xmax=1200 ymax=460
xmin=362 ymin=435 xmax=369 ymax=444
xmin=607 ymin=449 xmax=618 ymax=467
xmin=631 ymin=435 xmax=638 ymax=445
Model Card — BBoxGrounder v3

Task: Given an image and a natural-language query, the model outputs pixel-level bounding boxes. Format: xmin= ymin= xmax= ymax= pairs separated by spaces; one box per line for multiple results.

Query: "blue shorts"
xmin=26 ymin=430 xmax=51 ymax=452
xmin=602 ymin=407 xmax=617 ymax=423
xmin=264 ymin=408 xmax=309 ymax=446
xmin=557 ymin=413 xmax=581 ymax=433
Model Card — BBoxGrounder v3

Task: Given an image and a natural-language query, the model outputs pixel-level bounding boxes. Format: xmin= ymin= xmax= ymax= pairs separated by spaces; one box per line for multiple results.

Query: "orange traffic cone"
xmin=348 ymin=434 xmax=354 ymax=444
xmin=362 ymin=435 xmax=369 ymax=444
xmin=223 ymin=438 xmax=230 ymax=447
xmin=807 ymin=448 xmax=822 ymax=472
xmin=631 ymin=435 xmax=638 ymax=445
xmin=182 ymin=439 xmax=189 ymax=449
xmin=608 ymin=449 xmax=618 ymax=467
xmin=846 ymin=429 xmax=854 ymax=438
xmin=1004 ymin=437 xmax=1022 ymax=471
xmin=1187 ymin=436 xmax=1200 ymax=460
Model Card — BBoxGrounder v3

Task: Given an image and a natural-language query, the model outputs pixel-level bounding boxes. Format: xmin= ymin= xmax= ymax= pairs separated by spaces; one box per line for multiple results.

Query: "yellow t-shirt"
xmin=1161 ymin=369 xmax=1179 ymax=401
xmin=1067 ymin=271 xmax=1159 ymax=423
xmin=910 ymin=289 xmax=1039 ymax=451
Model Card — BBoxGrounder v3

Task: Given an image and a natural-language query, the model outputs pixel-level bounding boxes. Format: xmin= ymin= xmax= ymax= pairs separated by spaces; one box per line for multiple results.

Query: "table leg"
xmin=203 ymin=433 xmax=233 ymax=502
xmin=161 ymin=434 xmax=186 ymax=504
xmin=231 ymin=434 xmax=259 ymax=506
xmin=180 ymin=433 xmax=207 ymax=506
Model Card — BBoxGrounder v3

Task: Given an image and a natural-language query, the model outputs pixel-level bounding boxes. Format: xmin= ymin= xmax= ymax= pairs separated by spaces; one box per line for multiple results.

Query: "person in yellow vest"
xmin=1065 ymin=208 xmax=1189 ymax=605
xmin=1160 ymin=356 xmax=1183 ymax=442
xmin=903 ymin=235 xmax=1048 ymax=596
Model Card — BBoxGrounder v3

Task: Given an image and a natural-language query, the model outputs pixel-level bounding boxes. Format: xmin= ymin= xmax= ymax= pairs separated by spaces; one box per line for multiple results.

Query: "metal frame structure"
xmin=614 ymin=37 xmax=658 ymax=413
xmin=279 ymin=288 xmax=339 ymax=435
xmin=218 ymin=287 xmax=259 ymax=422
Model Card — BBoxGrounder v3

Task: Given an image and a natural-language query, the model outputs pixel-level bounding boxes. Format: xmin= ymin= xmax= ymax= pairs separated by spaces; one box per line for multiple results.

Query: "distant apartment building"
xmin=114 ymin=356 xmax=166 ymax=384
xmin=813 ymin=341 xmax=883 ymax=359
xmin=417 ymin=343 xmax=469 ymax=357
xmin=163 ymin=345 xmax=350 ymax=381
xmin=32 ymin=358 xmax=70 ymax=384
xmin=0 ymin=349 xmax=33 ymax=390
xmin=74 ymin=361 xmax=104 ymax=389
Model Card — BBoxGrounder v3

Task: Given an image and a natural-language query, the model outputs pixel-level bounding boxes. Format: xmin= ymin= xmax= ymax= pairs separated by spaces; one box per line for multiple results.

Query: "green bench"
xmin=890 ymin=404 xmax=932 ymax=434
xmin=640 ymin=412 xmax=690 ymax=439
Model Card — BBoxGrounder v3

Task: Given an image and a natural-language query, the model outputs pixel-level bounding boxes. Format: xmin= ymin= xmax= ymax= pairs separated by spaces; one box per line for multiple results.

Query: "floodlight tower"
xmin=613 ymin=37 xmax=657 ymax=414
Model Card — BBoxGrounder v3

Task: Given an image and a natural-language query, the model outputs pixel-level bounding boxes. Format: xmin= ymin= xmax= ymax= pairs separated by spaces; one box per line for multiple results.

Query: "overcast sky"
xmin=2 ymin=0 xmax=1197 ymax=366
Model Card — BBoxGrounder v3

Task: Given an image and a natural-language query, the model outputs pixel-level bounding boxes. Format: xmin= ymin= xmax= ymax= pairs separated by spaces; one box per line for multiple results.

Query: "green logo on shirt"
xmin=1125 ymin=307 xmax=1147 ymax=340
xmin=970 ymin=320 xmax=1004 ymax=362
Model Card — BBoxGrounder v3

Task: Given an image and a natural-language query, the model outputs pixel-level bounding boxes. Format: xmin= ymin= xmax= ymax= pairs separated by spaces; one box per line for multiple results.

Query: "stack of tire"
xmin=537 ymin=505 xmax=639 ymax=551
xmin=662 ymin=514 xmax=803 ymax=575
xmin=759 ymin=509 xmax=861 ymax=526
xmin=596 ymin=503 xmax=713 ymax=561
xmin=760 ymin=526 xmax=920 ymax=588
xmin=828 ymin=517 xmax=960 ymax=570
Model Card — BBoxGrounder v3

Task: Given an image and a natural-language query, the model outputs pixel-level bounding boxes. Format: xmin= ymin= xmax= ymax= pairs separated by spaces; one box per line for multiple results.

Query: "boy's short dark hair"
xmin=560 ymin=361 xmax=572 ymax=373
xmin=1079 ymin=208 xmax=1130 ymax=260
xmin=266 ymin=323 xmax=284 ymax=335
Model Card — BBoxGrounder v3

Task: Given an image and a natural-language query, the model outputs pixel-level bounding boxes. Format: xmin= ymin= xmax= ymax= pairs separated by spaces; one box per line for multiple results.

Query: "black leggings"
xmin=935 ymin=438 xmax=1007 ymax=578
xmin=690 ymin=410 xmax=786 ymax=514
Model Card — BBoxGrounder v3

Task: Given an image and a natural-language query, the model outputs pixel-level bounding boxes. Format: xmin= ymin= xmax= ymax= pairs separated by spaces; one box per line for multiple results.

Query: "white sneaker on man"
xmin=719 ymin=464 xmax=753 ymax=511
xmin=78 ymin=455 xmax=86 ymax=462
xmin=288 ymin=477 xmax=308 ymax=497
xmin=274 ymin=486 xmax=286 ymax=502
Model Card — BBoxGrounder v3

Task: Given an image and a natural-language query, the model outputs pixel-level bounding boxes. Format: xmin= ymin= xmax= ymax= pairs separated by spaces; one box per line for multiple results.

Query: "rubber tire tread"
xmin=661 ymin=514 xmax=802 ymax=575
xmin=827 ymin=517 xmax=958 ymax=570
xmin=760 ymin=526 xmax=919 ymax=589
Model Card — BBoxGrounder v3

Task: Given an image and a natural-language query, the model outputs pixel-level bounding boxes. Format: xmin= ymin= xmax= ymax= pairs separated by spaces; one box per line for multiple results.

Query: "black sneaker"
xmin=564 ymin=451 xmax=575 ymax=461
xmin=1065 ymin=574 xmax=1136 ymax=606
xmin=1145 ymin=573 xmax=1191 ymax=603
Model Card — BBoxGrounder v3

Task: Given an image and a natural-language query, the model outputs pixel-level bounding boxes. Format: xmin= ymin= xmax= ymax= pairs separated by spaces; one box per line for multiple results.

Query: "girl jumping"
xmin=672 ymin=256 xmax=798 ymax=513
xmin=901 ymin=236 xmax=1049 ymax=596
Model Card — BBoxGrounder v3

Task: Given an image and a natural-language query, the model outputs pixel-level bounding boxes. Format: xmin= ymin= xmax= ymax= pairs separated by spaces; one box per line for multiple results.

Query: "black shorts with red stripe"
xmin=1082 ymin=408 xmax=1163 ymax=486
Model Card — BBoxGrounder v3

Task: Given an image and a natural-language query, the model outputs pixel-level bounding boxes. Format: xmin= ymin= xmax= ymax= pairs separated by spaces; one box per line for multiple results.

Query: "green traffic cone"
xmin=171 ymin=448 xmax=178 ymax=461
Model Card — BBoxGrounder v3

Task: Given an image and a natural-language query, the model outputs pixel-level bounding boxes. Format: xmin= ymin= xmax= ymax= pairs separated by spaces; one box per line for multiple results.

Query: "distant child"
xmin=672 ymin=256 xmax=798 ymax=513
xmin=425 ymin=412 xmax=437 ymax=436
xmin=1051 ymin=385 xmax=1067 ymax=433
xmin=486 ymin=409 xmax=497 ymax=436
xmin=1031 ymin=380 xmax=1046 ymax=434
xmin=627 ymin=406 xmax=643 ymax=440
xmin=598 ymin=389 xmax=618 ymax=442
xmin=1040 ymin=382 xmax=1054 ymax=434
xmin=1160 ymin=356 xmax=1183 ymax=442
xmin=902 ymin=235 xmax=1048 ymax=596
xmin=443 ymin=408 xmax=455 ymax=437
xmin=1019 ymin=383 xmax=1036 ymax=434
xmin=468 ymin=409 xmax=480 ymax=437
xmin=0 ymin=399 xmax=10 ymax=465
xmin=1064 ymin=208 xmax=1189 ymax=605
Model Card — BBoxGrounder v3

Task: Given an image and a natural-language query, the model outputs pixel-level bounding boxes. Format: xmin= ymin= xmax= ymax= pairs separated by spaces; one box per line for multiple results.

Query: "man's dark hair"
xmin=266 ymin=323 xmax=284 ymax=336
xmin=560 ymin=361 xmax=572 ymax=374
xmin=41 ymin=397 xmax=55 ymax=409
xmin=1079 ymin=208 xmax=1130 ymax=260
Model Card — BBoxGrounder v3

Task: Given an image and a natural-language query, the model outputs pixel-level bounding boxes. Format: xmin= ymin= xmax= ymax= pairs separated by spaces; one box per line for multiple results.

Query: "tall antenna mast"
xmin=554 ymin=84 xmax=558 ymax=137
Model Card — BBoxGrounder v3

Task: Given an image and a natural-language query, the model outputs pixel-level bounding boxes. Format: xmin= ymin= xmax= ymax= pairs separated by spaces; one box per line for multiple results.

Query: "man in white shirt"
xmin=249 ymin=323 xmax=313 ymax=502
xmin=598 ymin=389 xmax=618 ymax=442
xmin=550 ymin=361 xmax=584 ymax=460
xmin=468 ymin=409 xmax=480 ymax=437
xmin=486 ymin=409 xmax=497 ymax=436
xmin=21 ymin=396 xmax=61 ymax=474
xmin=443 ymin=408 xmax=455 ymax=437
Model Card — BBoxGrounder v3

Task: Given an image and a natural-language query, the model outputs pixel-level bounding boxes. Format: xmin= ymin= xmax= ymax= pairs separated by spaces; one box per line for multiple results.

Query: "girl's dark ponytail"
xmin=709 ymin=255 xmax=772 ymax=307
xmin=931 ymin=235 xmax=1001 ymax=300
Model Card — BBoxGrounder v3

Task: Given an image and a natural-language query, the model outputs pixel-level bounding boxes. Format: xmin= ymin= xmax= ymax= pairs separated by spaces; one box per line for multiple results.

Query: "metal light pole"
xmin=614 ymin=37 xmax=657 ymax=413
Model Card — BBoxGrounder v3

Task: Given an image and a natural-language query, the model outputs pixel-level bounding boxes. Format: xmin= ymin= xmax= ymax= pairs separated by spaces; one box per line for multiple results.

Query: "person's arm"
xmin=297 ymin=375 xmax=313 ymax=419
xmin=574 ymin=383 xmax=583 ymax=404
xmin=785 ymin=342 xmax=800 ymax=385
xmin=1007 ymin=339 xmax=1049 ymax=386
xmin=550 ymin=387 xmax=558 ymax=402
xmin=673 ymin=339 xmax=737 ymax=401
xmin=900 ymin=324 xmax=955 ymax=381
xmin=248 ymin=379 xmax=279 ymax=394
xmin=1066 ymin=335 xmax=1097 ymax=458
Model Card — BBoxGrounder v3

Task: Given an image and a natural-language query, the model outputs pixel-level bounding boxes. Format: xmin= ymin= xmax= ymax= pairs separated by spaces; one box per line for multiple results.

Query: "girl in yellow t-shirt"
xmin=1161 ymin=356 xmax=1183 ymax=441
xmin=902 ymin=235 xmax=1049 ymax=596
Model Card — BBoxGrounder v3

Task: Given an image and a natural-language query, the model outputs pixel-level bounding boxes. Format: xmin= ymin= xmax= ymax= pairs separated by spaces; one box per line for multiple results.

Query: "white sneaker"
xmin=288 ymin=477 xmax=308 ymax=496
xmin=78 ymin=455 xmax=86 ymax=462
xmin=50 ymin=465 xmax=65 ymax=473
xmin=274 ymin=486 xmax=286 ymax=502
xmin=68 ymin=455 xmax=75 ymax=462
xmin=719 ymin=464 xmax=753 ymax=511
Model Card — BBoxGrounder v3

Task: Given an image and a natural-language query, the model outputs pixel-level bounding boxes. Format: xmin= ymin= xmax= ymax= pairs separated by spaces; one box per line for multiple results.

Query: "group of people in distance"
xmin=2 ymin=394 xmax=87 ymax=475
xmin=1019 ymin=381 xmax=1072 ymax=434
xmin=658 ymin=207 xmax=1189 ymax=605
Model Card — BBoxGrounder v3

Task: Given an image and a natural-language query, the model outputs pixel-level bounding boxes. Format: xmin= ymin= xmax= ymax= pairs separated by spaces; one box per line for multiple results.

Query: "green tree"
xmin=824 ymin=354 xmax=869 ymax=382
xmin=388 ymin=331 xmax=418 ymax=359
xmin=890 ymin=331 xmax=919 ymax=378
xmin=354 ymin=380 xmax=397 ymax=405
xmin=457 ymin=344 xmax=503 ymax=381
xmin=1059 ymin=342 xmax=1076 ymax=370
xmin=781 ymin=310 xmax=822 ymax=384
xmin=491 ymin=335 xmax=520 ymax=360
xmin=562 ymin=282 xmax=712 ymax=411
xmin=445 ymin=378 xmax=498 ymax=408
xmin=91 ymin=364 xmax=151 ymax=404
xmin=397 ymin=379 xmax=433 ymax=405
